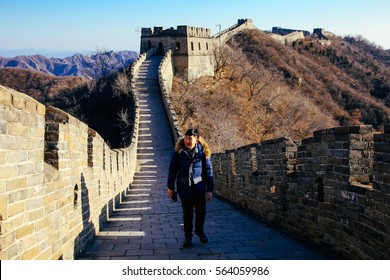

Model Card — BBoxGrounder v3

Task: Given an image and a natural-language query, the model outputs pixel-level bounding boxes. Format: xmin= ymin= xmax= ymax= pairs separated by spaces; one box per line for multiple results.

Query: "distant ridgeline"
xmin=0 ymin=51 xmax=138 ymax=79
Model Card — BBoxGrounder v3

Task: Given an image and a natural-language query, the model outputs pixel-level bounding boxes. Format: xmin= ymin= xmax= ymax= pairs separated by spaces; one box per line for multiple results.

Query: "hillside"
xmin=0 ymin=50 xmax=138 ymax=79
xmin=0 ymin=68 xmax=87 ymax=102
xmin=0 ymin=66 xmax=134 ymax=149
xmin=170 ymin=30 xmax=390 ymax=152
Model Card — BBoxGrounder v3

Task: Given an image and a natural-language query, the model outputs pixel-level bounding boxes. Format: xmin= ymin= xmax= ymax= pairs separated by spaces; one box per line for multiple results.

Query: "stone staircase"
xmin=133 ymin=55 xmax=175 ymax=204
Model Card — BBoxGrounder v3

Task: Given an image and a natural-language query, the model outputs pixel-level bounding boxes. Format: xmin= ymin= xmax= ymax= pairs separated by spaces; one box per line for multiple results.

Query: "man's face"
xmin=184 ymin=135 xmax=198 ymax=150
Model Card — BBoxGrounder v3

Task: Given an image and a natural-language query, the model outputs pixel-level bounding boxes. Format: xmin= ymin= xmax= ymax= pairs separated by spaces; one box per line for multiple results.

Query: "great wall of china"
xmin=0 ymin=19 xmax=389 ymax=260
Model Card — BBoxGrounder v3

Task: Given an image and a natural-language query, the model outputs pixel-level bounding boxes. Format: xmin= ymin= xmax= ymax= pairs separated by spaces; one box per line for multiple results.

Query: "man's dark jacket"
xmin=167 ymin=137 xmax=214 ymax=198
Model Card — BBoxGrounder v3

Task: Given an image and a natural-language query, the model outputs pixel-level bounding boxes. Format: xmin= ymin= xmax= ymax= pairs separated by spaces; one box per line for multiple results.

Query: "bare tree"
xmin=93 ymin=48 xmax=114 ymax=80
xmin=241 ymin=63 xmax=276 ymax=101
xmin=116 ymin=107 xmax=131 ymax=128
xmin=113 ymin=71 xmax=131 ymax=97
xmin=227 ymin=40 xmax=252 ymax=81
xmin=213 ymin=44 xmax=232 ymax=78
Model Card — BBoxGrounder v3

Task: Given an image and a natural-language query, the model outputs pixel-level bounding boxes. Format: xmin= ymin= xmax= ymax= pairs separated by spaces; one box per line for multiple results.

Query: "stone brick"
xmin=34 ymin=216 xmax=51 ymax=232
xmin=22 ymin=244 xmax=41 ymax=260
xmin=11 ymin=94 xmax=26 ymax=110
xmin=26 ymin=197 xmax=42 ymax=211
xmin=7 ymin=176 xmax=28 ymax=191
xmin=29 ymin=127 xmax=44 ymax=138
xmin=0 ymin=87 xmax=12 ymax=106
xmin=8 ymin=201 xmax=26 ymax=217
xmin=0 ymin=151 xmax=6 ymax=165
xmin=7 ymin=123 xmax=29 ymax=137
xmin=0 ymin=193 xmax=8 ymax=221
xmin=0 ymin=238 xmax=18 ymax=258
xmin=7 ymin=151 xmax=28 ymax=164
xmin=0 ymin=165 xmax=17 ymax=179
xmin=8 ymin=110 xmax=20 ymax=124
xmin=0 ymin=121 xmax=6 ymax=135
xmin=16 ymin=223 xmax=34 ymax=239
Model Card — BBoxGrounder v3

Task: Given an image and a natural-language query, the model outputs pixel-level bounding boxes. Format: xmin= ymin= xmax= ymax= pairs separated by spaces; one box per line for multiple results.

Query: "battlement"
xmin=141 ymin=25 xmax=211 ymax=38
xmin=271 ymin=26 xmax=331 ymax=45
xmin=213 ymin=18 xmax=256 ymax=45
xmin=212 ymin=125 xmax=390 ymax=259
xmin=272 ymin=26 xmax=310 ymax=36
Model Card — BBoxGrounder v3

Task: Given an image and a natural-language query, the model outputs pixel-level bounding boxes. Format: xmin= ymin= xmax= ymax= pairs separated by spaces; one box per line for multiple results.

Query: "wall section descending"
xmin=158 ymin=50 xmax=182 ymax=143
xmin=213 ymin=19 xmax=257 ymax=46
xmin=0 ymin=85 xmax=139 ymax=259
xmin=212 ymin=125 xmax=390 ymax=259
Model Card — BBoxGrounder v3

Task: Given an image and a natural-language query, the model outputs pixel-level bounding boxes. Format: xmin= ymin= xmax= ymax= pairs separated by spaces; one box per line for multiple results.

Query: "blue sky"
xmin=0 ymin=0 xmax=389 ymax=57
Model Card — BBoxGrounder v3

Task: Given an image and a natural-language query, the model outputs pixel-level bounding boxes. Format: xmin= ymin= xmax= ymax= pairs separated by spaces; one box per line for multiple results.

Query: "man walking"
xmin=167 ymin=128 xmax=214 ymax=247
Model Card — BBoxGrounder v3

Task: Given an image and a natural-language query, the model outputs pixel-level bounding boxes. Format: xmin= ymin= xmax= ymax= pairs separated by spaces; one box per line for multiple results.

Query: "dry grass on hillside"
xmin=0 ymin=68 xmax=87 ymax=103
xmin=171 ymin=74 xmax=337 ymax=152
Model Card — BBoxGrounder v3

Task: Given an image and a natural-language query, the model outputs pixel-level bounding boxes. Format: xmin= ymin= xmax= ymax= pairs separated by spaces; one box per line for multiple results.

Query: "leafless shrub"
xmin=117 ymin=107 xmax=131 ymax=128
xmin=113 ymin=71 xmax=131 ymax=97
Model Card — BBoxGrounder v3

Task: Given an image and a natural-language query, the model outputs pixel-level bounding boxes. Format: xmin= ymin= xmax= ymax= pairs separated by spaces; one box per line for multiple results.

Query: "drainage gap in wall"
xmin=316 ymin=177 xmax=324 ymax=202
xmin=269 ymin=177 xmax=276 ymax=193
xmin=74 ymin=184 xmax=79 ymax=209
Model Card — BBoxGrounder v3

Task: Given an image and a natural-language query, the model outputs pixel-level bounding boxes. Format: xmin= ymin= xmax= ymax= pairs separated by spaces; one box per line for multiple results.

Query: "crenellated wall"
xmin=270 ymin=31 xmax=306 ymax=45
xmin=158 ymin=50 xmax=182 ymax=143
xmin=212 ymin=125 xmax=390 ymax=259
xmin=0 ymin=85 xmax=139 ymax=259
xmin=213 ymin=19 xmax=257 ymax=46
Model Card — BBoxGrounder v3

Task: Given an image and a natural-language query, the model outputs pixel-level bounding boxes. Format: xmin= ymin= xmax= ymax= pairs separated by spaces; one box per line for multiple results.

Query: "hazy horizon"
xmin=0 ymin=48 xmax=137 ymax=59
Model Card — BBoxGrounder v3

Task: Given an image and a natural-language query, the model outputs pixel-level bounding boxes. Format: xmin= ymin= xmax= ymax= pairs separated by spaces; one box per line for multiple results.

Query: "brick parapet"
xmin=373 ymin=125 xmax=390 ymax=193
xmin=158 ymin=50 xmax=182 ymax=143
xmin=213 ymin=19 xmax=257 ymax=46
xmin=212 ymin=125 xmax=389 ymax=259
xmin=0 ymin=85 xmax=138 ymax=259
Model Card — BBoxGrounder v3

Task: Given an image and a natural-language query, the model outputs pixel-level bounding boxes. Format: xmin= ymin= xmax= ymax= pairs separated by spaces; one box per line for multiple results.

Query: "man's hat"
xmin=185 ymin=128 xmax=199 ymax=137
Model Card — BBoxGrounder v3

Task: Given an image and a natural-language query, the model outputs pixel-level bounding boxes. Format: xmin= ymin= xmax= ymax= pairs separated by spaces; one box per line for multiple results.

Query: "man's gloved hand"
xmin=167 ymin=188 xmax=178 ymax=202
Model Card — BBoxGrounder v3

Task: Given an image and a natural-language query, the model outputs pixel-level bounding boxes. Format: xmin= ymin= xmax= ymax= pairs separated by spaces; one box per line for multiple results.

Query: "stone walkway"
xmin=78 ymin=56 xmax=328 ymax=260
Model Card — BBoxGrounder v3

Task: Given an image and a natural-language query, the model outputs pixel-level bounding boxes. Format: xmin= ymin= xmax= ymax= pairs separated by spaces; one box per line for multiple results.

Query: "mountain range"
xmin=0 ymin=50 xmax=138 ymax=79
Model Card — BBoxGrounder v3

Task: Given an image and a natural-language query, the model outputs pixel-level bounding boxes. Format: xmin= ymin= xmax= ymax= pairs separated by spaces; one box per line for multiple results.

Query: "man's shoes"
xmin=182 ymin=236 xmax=192 ymax=247
xmin=194 ymin=231 xmax=208 ymax=243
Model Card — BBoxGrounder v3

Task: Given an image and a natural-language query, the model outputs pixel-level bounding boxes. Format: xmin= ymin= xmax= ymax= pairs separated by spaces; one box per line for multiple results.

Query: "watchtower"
xmin=140 ymin=25 xmax=214 ymax=80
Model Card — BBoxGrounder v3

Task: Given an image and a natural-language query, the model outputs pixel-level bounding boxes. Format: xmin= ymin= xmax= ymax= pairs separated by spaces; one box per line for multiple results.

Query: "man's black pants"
xmin=180 ymin=194 xmax=206 ymax=237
